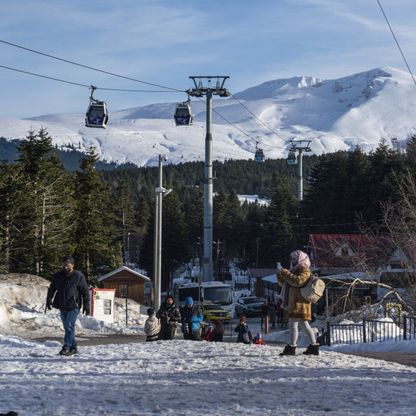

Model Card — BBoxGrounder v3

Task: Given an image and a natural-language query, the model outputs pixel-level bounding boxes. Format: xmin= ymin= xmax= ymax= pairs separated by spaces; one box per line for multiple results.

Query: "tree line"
xmin=1 ymin=129 xmax=414 ymax=290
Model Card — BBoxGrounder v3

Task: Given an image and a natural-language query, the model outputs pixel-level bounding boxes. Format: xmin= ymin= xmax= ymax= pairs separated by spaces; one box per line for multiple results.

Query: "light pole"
xmin=187 ymin=76 xmax=230 ymax=282
xmin=153 ymin=154 xmax=171 ymax=312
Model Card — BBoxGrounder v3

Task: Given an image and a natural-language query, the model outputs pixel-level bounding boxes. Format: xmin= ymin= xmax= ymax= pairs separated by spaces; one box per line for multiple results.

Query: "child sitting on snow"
xmin=203 ymin=325 xmax=214 ymax=342
xmin=144 ymin=308 xmax=160 ymax=342
xmin=212 ymin=320 xmax=224 ymax=342
xmin=252 ymin=332 xmax=264 ymax=345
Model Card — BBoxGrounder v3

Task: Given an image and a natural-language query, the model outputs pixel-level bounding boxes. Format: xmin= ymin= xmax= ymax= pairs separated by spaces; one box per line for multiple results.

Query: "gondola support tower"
xmin=187 ymin=76 xmax=230 ymax=282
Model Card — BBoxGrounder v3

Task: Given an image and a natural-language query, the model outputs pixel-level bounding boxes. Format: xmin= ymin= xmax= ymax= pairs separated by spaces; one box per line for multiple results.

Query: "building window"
xmin=119 ymin=284 xmax=128 ymax=298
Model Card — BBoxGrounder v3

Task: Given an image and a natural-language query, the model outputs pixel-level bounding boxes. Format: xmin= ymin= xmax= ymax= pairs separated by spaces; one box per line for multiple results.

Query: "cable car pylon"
xmin=287 ymin=139 xmax=312 ymax=201
xmin=187 ymin=75 xmax=230 ymax=282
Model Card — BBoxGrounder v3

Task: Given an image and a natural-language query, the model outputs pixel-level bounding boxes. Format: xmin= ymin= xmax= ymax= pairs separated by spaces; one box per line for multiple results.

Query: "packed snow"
xmin=0 ymin=336 xmax=415 ymax=415
xmin=2 ymin=274 xmax=416 ymax=414
xmin=1 ymin=67 xmax=415 ymax=166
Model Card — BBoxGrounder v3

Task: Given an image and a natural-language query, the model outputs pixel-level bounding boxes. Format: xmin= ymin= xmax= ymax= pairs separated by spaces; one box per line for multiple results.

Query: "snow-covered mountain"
xmin=1 ymin=66 xmax=415 ymax=166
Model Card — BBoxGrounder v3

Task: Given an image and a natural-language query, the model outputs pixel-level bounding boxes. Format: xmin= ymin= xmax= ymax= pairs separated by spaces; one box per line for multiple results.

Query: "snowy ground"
xmin=2 ymin=274 xmax=416 ymax=414
xmin=0 ymin=337 xmax=415 ymax=416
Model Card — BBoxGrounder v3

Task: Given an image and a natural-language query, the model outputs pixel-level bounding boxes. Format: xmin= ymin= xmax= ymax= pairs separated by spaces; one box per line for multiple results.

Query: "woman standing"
xmin=277 ymin=250 xmax=319 ymax=356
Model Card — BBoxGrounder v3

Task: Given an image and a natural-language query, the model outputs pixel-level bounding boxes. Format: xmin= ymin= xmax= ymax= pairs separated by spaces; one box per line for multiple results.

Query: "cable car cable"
xmin=193 ymin=96 xmax=253 ymax=139
xmin=0 ymin=64 xmax=91 ymax=88
xmin=376 ymin=0 xmax=416 ymax=89
xmin=0 ymin=64 xmax=181 ymax=93
xmin=0 ymin=38 xmax=185 ymax=93
xmin=230 ymin=93 xmax=290 ymax=144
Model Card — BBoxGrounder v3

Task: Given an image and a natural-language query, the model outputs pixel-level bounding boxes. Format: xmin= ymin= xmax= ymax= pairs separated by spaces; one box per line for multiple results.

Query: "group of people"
xmin=144 ymin=295 xmax=224 ymax=342
xmin=47 ymin=249 xmax=320 ymax=357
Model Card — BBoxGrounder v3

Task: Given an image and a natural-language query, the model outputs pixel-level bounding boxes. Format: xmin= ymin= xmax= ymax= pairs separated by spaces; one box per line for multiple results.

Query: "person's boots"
xmin=303 ymin=344 xmax=320 ymax=356
xmin=279 ymin=344 xmax=296 ymax=356
xmin=69 ymin=346 xmax=79 ymax=355
xmin=59 ymin=347 xmax=71 ymax=356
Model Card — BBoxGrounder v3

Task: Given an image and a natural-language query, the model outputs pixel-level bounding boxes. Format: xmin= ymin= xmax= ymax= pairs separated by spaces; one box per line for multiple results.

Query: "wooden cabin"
xmin=97 ymin=266 xmax=151 ymax=304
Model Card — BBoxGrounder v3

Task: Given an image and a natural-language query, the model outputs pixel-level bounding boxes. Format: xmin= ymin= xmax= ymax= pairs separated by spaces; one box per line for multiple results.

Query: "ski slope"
xmin=0 ymin=66 xmax=415 ymax=166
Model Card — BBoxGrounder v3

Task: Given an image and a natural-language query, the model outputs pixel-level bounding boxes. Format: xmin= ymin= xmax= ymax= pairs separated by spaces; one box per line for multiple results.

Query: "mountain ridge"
xmin=0 ymin=66 xmax=414 ymax=167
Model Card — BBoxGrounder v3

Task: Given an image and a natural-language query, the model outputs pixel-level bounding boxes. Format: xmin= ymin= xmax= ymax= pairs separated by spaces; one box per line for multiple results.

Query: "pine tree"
xmin=11 ymin=129 xmax=74 ymax=276
xmin=262 ymin=175 xmax=297 ymax=266
xmin=73 ymin=147 xmax=120 ymax=283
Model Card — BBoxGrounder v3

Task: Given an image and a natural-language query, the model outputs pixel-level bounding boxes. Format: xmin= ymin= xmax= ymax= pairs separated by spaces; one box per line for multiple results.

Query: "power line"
xmin=0 ymin=38 xmax=185 ymax=93
xmin=230 ymin=93 xmax=290 ymax=144
xmin=0 ymin=64 xmax=181 ymax=93
xmin=376 ymin=0 xmax=416 ymax=89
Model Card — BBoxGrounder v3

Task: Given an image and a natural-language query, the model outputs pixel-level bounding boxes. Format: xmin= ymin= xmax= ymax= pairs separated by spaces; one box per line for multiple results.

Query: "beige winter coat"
xmin=144 ymin=315 xmax=161 ymax=337
xmin=278 ymin=266 xmax=312 ymax=321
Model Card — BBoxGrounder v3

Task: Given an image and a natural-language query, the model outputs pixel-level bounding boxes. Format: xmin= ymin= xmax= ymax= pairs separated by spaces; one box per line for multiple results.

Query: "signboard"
xmin=91 ymin=288 xmax=116 ymax=324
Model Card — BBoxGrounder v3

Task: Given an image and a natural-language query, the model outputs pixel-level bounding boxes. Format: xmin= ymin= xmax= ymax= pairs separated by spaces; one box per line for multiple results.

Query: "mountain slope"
xmin=0 ymin=66 xmax=414 ymax=166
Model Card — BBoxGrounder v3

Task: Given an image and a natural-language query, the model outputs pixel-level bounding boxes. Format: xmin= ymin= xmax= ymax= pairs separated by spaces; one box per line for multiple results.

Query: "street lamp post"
xmin=153 ymin=154 xmax=170 ymax=312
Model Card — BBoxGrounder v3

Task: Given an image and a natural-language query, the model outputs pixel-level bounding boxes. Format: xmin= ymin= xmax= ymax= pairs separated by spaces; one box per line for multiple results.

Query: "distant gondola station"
xmin=85 ymin=86 xmax=109 ymax=128
xmin=174 ymin=99 xmax=193 ymax=126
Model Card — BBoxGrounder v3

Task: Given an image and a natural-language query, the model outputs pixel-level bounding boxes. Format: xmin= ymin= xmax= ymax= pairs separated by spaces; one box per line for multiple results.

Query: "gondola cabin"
xmin=254 ymin=148 xmax=265 ymax=162
xmin=174 ymin=102 xmax=193 ymax=126
xmin=287 ymin=151 xmax=297 ymax=165
xmin=85 ymin=101 xmax=109 ymax=128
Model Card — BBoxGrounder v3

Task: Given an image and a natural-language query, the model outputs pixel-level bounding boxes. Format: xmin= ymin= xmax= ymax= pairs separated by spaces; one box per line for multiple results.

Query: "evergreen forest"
xmin=1 ymin=129 xmax=415 ymax=290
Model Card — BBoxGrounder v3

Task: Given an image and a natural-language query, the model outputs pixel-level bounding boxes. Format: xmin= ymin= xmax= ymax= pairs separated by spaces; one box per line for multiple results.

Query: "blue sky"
xmin=0 ymin=0 xmax=415 ymax=117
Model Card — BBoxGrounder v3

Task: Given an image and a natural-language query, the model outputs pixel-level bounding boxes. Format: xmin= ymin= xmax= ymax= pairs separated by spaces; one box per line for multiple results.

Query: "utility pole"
xmin=288 ymin=139 xmax=312 ymax=201
xmin=187 ymin=76 xmax=230 ymax=282
xmin=153 ymin=154 xmax=170 ymax=312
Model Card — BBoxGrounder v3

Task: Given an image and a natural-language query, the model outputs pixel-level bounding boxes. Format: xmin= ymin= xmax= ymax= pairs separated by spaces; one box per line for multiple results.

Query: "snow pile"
xmin=0 ymin=274 xmax=145 ymax=338
xmin=327 ymin=338 xmax=416 ymax=353
xmin=1 ymin=66 xmax=415 ymax=166
xmin=0 ymin=336 xmax=415 ymax=415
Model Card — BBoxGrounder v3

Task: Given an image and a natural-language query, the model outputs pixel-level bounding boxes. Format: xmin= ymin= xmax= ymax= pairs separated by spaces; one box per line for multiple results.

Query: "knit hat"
xmin=185 ymin=296 xmax=194 ymax=306
xmin=63 ymin=256 xmax=75 ymax=264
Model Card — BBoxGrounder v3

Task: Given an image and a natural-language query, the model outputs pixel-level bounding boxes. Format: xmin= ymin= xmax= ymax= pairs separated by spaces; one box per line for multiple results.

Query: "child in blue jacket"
xmin=181 ymin=296 xmax=204 ymax=341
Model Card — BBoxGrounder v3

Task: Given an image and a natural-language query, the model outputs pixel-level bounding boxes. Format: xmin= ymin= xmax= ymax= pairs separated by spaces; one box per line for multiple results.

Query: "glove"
xmin=83 ymin=308 xmax=90 ymax=316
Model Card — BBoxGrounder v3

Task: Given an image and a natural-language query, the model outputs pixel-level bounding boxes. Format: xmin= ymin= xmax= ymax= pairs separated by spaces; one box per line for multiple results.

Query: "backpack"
xmin=300 ymin=274 xmax=325 ymax=304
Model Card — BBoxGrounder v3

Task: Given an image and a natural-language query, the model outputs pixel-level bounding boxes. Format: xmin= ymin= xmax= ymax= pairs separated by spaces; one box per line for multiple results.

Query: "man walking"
xmin=46 ymin=256 xmax=90 ymax=356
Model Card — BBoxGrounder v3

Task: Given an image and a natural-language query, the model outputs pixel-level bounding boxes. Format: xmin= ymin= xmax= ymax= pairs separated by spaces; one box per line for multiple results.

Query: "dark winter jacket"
xmin=156 ymin=302 xmax=181 ymax=327
xmin=234 ymin=323 xmax=252 ymax=344
xmin=46 ymin=270 xmax=90 ymax=312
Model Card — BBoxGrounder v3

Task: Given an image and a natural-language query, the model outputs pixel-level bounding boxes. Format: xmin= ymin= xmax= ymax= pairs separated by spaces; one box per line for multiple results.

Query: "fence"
xmin=324 ymin=316 xmax=416 ymax=346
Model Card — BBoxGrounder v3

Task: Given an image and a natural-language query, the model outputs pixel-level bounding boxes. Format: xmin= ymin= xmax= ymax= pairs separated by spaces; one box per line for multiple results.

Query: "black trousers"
xmin=160 ymin=324 xmax=176 ymax=340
